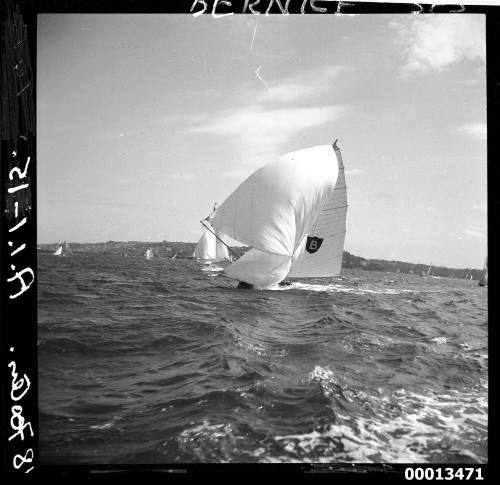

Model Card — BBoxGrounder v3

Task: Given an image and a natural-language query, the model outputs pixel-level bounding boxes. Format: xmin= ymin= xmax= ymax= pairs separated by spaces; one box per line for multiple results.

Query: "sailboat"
xmin=420 ymin=263 xmax=432 ymax=277
xmin=478 ymin=257 xmax=488 ymax=287
xmin=208 ymin=141 xmax=347 ymax=288
xmin=194 ymin=221 xmax=230 ymax=272
xmin=53 ymin=241 xmax=68 ymax=256
xmin=144 ymin=249 xmax=154 ymax=260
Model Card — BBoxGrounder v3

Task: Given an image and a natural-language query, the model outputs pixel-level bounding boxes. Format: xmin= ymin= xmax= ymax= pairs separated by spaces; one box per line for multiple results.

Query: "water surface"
xmin=38 ymin=253 xmax=488 ymax=464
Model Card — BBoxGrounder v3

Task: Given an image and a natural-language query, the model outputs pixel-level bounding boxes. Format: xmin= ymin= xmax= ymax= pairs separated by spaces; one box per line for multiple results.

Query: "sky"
xmin=38 ymin=13 xmax=487 ymax=269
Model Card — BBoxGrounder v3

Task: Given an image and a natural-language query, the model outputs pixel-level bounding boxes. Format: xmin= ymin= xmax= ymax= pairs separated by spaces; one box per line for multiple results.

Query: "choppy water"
xmin=38 ymin=253 xmax=488 ymax=464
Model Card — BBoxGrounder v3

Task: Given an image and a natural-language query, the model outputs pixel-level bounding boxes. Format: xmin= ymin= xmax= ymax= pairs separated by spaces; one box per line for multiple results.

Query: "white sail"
xmin=53 ymin=245 xmax=63 ymax=256
xmin=224 ymin=248 xmax=292 ymax=287
xmin=212 ymin=144 xmax=347 ymax=287
xmin=194 ymin=223 xmax=228 ymax=263
xmin=288 ymin=145 xmax=347 ymax=278
xmin=145 ymin=249 xmax=153 ymax=260
xmin=215 ymin=230 xmax=230 ymax=261
xmin=194 ymin=227 xmax=216 ymax=261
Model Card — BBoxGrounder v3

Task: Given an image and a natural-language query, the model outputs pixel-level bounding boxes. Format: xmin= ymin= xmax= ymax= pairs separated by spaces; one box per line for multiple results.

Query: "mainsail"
xmin=288 ymin=144 xmax=347 ymax=278
xmin=211 ymin=143 xmax=348 ymax=287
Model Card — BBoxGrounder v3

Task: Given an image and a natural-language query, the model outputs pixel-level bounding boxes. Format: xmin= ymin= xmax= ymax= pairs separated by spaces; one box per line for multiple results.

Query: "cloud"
xmin=188 ymin=65 xmax=349 ymax=173
xmin=463 ymin=226 xmax=486 ymax=239
xmin=457 ymin=122 xmax=486 ymax=141
xmin=190 ymin=104 xmax=347 ymax=171
xmin=393 ymin=15 xmax=485 ymax=75
xmin=256 ymin=66 xmax=346 ymax=105
xmin=192 ymin=105 xmax=345 ymax=138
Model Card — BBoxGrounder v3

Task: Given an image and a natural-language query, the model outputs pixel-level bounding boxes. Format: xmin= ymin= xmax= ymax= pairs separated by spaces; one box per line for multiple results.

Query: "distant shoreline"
xmin=38 ymin=241 xmax=483 ymax=280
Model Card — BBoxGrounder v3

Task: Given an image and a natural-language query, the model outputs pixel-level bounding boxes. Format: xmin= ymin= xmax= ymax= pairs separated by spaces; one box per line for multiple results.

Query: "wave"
xmin=264 ymin=366 xmax=488 ymax=463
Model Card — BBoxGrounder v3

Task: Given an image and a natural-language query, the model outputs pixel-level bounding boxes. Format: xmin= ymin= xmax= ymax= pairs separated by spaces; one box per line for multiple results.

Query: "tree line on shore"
xmin=38 ymin=241 xmax=483 ymax=280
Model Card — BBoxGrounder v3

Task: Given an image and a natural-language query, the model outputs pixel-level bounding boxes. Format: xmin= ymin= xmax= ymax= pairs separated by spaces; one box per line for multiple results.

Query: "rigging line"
xmin=216 ymin=272 xmax=238 ymax=288
xmin=200 ymin=220 xmax=239 ymax=260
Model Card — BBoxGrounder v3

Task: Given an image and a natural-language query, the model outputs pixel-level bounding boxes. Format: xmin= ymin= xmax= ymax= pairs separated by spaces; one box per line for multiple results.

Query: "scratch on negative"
xmin=250 ymin=18 xmax=259 ymax=52
xmin=254 ymin=66 xmax=271 ymax=92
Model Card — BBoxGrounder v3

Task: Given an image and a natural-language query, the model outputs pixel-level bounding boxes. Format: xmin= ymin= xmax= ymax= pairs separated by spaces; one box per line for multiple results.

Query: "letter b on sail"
xmin=306 ymin=236 xmax=323 ymax=254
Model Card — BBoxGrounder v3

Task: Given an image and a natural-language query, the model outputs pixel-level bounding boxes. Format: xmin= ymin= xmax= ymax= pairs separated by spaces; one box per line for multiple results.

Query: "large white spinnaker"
xmin=212 ymin=143 xmax=347 ymax=287
xmin=223 ymin=248 xmax=292 ymax=287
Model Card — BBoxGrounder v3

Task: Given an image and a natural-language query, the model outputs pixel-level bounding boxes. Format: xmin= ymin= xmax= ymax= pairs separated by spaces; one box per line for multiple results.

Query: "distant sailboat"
xmin=53 ymin=241 xmax=68 ymax=256
xmin=478 ymin=257 xmax=488 ymax=287
xmin=194 ymin=218 xmax=230 ymax=272
xmin=420 ymin=263 xmax=432 ymax=277
xmin=145 ymin=249 xmax=153 ymax=260
xmin=209 ymin=141 xmax=348 ymax=288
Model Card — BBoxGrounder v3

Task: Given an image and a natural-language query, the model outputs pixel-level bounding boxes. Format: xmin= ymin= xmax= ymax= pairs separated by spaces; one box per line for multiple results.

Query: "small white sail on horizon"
xmin=53 ymin=240 xmax=68 ymax=256
xmin=420 ymin=263 xmax=432 ymax=277
xmin=145 ymin=249 xmax=154 ymax=260
xmin=211 ymin=143 xmax=348 ymax=287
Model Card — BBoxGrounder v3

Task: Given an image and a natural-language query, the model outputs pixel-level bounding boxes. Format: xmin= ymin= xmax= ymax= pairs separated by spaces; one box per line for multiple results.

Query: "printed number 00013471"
xmin=404 ymin=468 xmax=484 ymax=481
